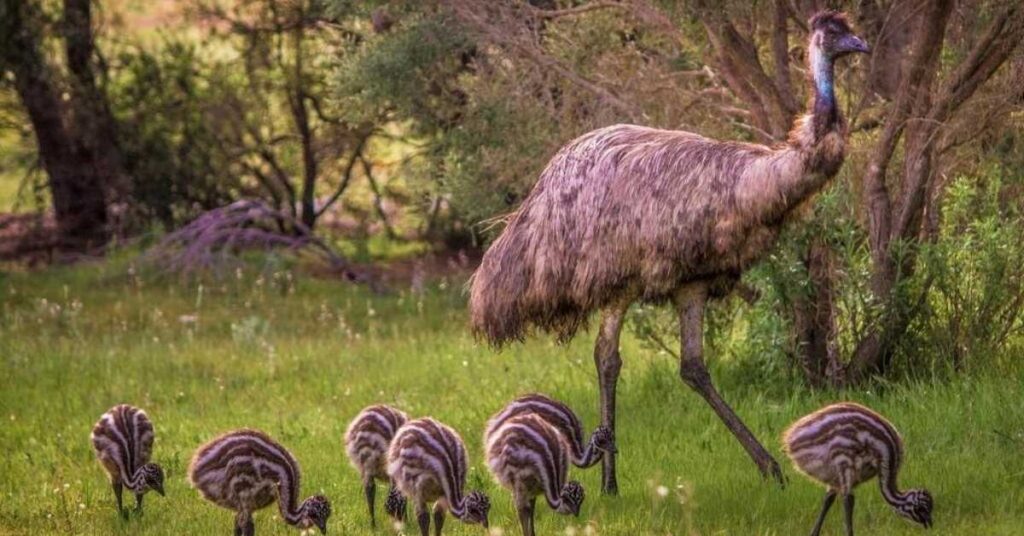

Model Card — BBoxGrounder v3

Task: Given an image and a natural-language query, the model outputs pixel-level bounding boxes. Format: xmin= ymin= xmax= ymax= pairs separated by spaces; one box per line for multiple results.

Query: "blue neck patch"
xmin=812 ymin=48 xmax=835 ymax=104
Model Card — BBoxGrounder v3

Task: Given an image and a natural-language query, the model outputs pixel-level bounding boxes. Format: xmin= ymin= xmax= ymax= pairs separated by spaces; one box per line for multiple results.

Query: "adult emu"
xmin=470 ymin=11 xmax=869 ymax=493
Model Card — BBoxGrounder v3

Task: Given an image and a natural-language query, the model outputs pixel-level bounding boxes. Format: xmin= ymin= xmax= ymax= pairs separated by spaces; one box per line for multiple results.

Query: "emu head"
xmin=139 ymin=463 xmax=165 ymax=496
xmin=300 ymin=495 xmax=332 ymax=534
xmin=461 ymin=490 xmax=491 ymax=528
xmin=810 ymin=11 xmax=869 ymax=60
xmin=384 ymin=486 xmax=407 ymax=521
xmin=896 ymin=489 xmax=934 ymax=529
xmin=558 ymin=481 xmax=585 ymax=517
xmin=591 ymin=425 xmax=616 ymax=455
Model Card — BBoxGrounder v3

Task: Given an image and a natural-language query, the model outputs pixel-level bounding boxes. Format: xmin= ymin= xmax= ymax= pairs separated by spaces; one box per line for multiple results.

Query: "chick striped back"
xmin=486 ymin=413 xmax=569 ymax=506
xmin=783 ymin=402 xmax=903 ymax=492
xmin=387 ymin=418 xmax=468 ymax=508
xmin=91 ymin=404 xmax=155 ymax=489
xmin=485 ymin=394 xmax=595 ymax=467
xmin=345 ymin=405 xmax=408 ymax=479
xmin=189 ymin=429 xmax=303 ymax=520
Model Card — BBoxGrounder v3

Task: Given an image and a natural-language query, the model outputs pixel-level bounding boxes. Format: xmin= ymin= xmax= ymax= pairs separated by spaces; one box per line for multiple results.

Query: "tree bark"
xmin=850 ymin=1 xmax=1024 ymax=380
xmin=63 ymin=0 xmax=130 ymax=210
xmin=792 ymin=238 xmax=843 ymax=388
xmin=1 ymin=0 xmax=109 ymax=251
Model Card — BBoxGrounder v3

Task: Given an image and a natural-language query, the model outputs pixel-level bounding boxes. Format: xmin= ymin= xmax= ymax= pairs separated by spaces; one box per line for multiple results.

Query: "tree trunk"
xmin=288 ymin=18 xmax=318 ymax=231
xmin=791 ymin=239 xmax=844 ymax=387
xmin=63 ymin=0 xmax=131 ymax=214
xmin=851 ymin=1 xmax=1024 ymax=381
xmin=1 ymin=0 xmax=109 ymax=251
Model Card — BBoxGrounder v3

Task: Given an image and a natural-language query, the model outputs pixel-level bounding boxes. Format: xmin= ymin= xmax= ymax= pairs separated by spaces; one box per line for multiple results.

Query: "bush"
xmin=905 ymin=168 xmax=1024 ymax=374
xmin=110 ymin=40 xmax=239 ymax=230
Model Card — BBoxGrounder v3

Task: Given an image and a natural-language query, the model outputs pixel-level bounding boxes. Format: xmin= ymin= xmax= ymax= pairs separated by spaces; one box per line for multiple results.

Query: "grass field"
xmin=1 ymin=260 xmax=1023 ymax=535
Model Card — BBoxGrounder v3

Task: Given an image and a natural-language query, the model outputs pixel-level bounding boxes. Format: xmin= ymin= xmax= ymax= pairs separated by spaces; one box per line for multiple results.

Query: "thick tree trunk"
xmin=1 ymin=0 xmax=109 ymax=251
xmin=63 ymin=0 xmax=130 ymax=209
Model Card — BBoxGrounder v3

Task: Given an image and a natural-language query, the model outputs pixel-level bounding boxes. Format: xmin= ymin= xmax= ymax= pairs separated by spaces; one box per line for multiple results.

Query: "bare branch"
xmin=526 ymin=1 xmax=629 ymax=19
xmin=140 ymin=199 xmax=359 ymax=281
xmin=316 ymin=131 xmax=372 ymax=218
xmin=360 ymin=155 xmax=398 ymax=240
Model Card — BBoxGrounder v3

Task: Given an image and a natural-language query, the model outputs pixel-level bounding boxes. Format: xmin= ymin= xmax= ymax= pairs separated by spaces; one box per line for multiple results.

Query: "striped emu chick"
xmin=485 ymin=394 xmax=615 ymax=469
xmin=387 ymin=418 xmax=490 ymax=536
xmin=90 ymin=404 xmax=165 ymax=516
xmin=189 ymin=429 xmax=331 ymax=535
xmin=783 ymin=403 xmax=933 ymax=536
xmin=486 ymin=414 xmax=584 ymax=536
xmin=344 ymin=404 xmax=409 ymax=526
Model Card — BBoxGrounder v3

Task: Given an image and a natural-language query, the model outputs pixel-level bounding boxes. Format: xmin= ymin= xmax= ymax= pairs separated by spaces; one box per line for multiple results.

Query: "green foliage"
xmin=110 ymin=40 xmax=239 ymax=229
xmin=1 ymin=262 xmax=1024 ymax=534
xmin=336 ymin=14 xmax=473 ymax=131
xmin=906 ymin=168 xmax=1024 ymax=374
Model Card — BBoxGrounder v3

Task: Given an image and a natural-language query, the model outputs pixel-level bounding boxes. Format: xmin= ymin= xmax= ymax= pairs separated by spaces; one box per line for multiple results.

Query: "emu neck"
xmin=810 ymin=42 xmax=840 ymax=138
xmin=574 ymin=436 xmax=598 ymax=468
xmin=446 ymin=488 xmax=469 ymax=519
xmin=278 ymin=486 xmax=302 ymax=526
xmin=878 ymin=464 xmax=907 ymax=508
xmin=125 ymin=468 xmax=146 ymax=492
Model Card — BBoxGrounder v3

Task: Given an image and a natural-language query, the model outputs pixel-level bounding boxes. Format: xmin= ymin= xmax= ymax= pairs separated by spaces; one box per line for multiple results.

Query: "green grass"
xmin=1 ymin=261 xmax=1023 ymax=535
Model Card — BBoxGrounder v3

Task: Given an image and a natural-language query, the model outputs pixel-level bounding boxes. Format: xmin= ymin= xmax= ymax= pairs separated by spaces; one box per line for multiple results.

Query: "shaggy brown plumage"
xmin=470 ymin=116 xmax=845 ymax=343
xmin=470 ymin=14 xmax=860 ymax=345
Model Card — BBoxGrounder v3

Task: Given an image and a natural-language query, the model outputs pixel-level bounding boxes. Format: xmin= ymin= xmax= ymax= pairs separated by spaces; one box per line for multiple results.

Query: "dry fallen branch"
xmin=140 ymin=200 xmax=370 ymax=284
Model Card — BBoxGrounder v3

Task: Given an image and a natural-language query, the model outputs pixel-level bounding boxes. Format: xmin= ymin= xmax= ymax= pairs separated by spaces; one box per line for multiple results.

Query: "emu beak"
xmin=840 ymin=34 xmax=870 ymax=54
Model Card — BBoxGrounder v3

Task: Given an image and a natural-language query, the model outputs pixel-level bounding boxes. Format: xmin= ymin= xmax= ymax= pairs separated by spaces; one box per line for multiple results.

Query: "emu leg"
xmin=416 ymin=502 xmax=430 ymax=536
xmin=364 ymin=478 xmax=377 ymax=527
xmin=843 ymin=493 xmax=855 ymax=536
xmin=112 ymin=481 xmax=125 ymax=517
xmin=515 ymin=492 xmax=535 ymax=536
xmin=594 ymin=306 xmax=626 ymax=495
xmin=675 ymin=284 xmax=785 ymax=485
xmin=134 ymin=491 xmax=144 ymax=514
xmin=809 ymin=490 xmax=837 ymax=536
xmin=235 ymin=512 xmax=254 ymax=536
xmin=432 ymin=503 xmax=446 ymax=536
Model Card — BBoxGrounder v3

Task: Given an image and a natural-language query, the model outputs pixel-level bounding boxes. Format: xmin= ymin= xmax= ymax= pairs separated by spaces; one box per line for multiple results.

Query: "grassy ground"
xmin=1 ymin=261 xmax=1023 ymax=535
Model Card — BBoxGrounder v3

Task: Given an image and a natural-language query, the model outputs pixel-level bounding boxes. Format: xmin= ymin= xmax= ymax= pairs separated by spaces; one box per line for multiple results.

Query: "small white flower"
xmin=656 ymin=485 xmax=669 ymax=497
xmin=178 ymin=314 xmax=198 ymax=324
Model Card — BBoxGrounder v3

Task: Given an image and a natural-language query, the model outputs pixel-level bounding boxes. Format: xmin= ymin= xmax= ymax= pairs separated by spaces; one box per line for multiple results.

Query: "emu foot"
xmin=756 ymin=455 xmax=786 ymax=488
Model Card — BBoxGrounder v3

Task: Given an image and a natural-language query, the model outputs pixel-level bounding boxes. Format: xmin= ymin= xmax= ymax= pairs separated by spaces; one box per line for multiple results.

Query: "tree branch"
xmin=316 ymin=131 xmax=372 ymax=218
